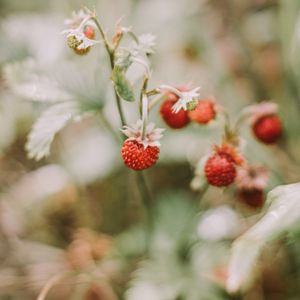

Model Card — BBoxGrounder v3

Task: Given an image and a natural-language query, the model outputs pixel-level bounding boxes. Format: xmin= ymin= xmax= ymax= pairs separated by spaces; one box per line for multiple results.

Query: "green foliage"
xmin=125 ymin=194 xmax=225 ymax=300
xmin=25 ymin=102 xmax=81 ymax=160
xmin=4 ymin=60 xmax=70 ymax=103
xmin=4 ymin=60 xmax=107 ymax=160
xmin=111 ymin=66 xmax=135 ymax=102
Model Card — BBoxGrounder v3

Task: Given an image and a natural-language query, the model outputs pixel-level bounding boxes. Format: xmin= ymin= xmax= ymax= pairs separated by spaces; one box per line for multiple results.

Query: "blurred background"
xmin=0 ymin=0 xmax=300 ymax=299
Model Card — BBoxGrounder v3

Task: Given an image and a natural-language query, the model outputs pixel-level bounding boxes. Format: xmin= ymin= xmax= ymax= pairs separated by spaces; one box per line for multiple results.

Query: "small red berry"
xmin=121 ymin=140 xmax=159 ymax=171
xmin=237 ymin=188 xmax=265 ymax=209
xmin=188 ymin=100 xmax=216 ymax=124
xmin=252 ymin=115 xmax=282 ymax=144
xmin=160 ymin=98 xmax=190 ymax=129
xmin=83 ymin=25 xmax=96 ymax=39
xmin=205 ymin=155 xmax=237 ymax=187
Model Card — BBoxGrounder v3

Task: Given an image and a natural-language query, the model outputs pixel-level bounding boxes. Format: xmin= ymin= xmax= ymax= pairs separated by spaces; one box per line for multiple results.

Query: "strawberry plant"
xmin=1 ymin=1 xmax=300 ymax=300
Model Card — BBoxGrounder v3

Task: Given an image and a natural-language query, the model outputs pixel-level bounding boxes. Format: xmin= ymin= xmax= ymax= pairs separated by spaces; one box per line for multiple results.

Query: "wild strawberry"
xmin=121 ymin=120 xmax=164 ymax=171
xmin=243 ymin=102 xmax=282 ymax=144
xmin=204 ymin=143 xmax=243 ymax=187
xmin=252 ymin=115 xmax=282 ymax=144
xmin=73 ymin=26 xmax=96 ymax=55
xmin=236 ymin=165 xmax=268 ymax=209
xmin=237 ymin=189 xmax=264 ymax=209
xmin=121 ymin=140 xmax=159 ymax=171
xmin=159 ymin=85 xmax=193 ymax=129
xmin=188 ymin=99 xmax=216 ymax=124
xmin=205 ymin=155 xmax=236 ymax=187
xmin=160 ymin=98 xmax=190 ymax=129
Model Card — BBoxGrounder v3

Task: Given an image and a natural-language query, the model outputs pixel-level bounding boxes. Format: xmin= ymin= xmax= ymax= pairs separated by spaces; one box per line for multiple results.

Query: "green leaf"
xmin=4 ymin=60 xmax=70 ymax=103
xmin=111 ymin=67 xmax=135 ymax=102
xmin=227 ymin=182 xmax=300 ymax=293
xmin=25 ymin=102 xmax=82 ymax=160
xmin=126 ymin=258 xmax=183 ymax=300
xmin=4 ymin=60 xmax=106 ymax=111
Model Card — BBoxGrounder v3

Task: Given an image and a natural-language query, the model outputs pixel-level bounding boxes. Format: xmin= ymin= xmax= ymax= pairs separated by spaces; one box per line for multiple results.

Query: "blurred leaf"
xmin=4 ymin=60 xmax=106 ymax=110
xmin=112 ymin=66 xmax=135 ymax=102
xmin=149 ymin=193 xmax=197 ymax=256
xmin=26 ymin=102 xmax=83 ymax=160
xmin=6 ymin=60 xmax=106 ymax=160
xmin=115 ymin=225 xmax=146 ymax=258
xmin=126 ymin=194 xmax=224 ymax=300
xmin=52 ymin=62 xmax=106 ymax=111
xmin=227 ymin=182 xmax=300 ymax=293
xmin=126 ymin=257 xmax=183 ymax=300
xmin=4 ymin=60 xmax=70 ymax=103
xmin=0 ymin=28 xmax=28 ymax=64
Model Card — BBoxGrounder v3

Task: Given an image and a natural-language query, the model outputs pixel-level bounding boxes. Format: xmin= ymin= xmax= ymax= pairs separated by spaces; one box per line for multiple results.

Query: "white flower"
xmin=64 ymin=9 xmax=90 ymax=28
xmin=121 ymin=119 xmax=165 ymax=148
xmin=115 ymin=33 xmax=156 ymax=71
xmin=134 ymin=33 xmax=156 ymax=55
xmin=159 ymin=85 xmax=201 ymax=113
xmin=63 ymin=28 xmax=100 ymax=49
xmin=62 ymin=11 xmax=100 ymax=50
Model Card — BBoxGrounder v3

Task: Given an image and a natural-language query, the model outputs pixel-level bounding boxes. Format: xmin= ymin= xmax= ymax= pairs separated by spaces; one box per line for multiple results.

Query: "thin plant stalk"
xmin=93 ymin=15 xmax=154 ymax=244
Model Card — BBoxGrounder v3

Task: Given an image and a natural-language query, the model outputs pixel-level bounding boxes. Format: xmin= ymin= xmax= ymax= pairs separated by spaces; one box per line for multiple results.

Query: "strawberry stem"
xmin=140 ymin=76 xmax=149 ymax=141
xmin=93 ymin=16 xmax=154 ymax=245
xmin=92 ymin=16 xmax=126 ymax=127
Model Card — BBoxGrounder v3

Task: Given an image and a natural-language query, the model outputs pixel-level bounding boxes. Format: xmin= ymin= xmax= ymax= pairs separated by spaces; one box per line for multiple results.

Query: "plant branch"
xmin=92 ymin=16 xmax=126 ymax=127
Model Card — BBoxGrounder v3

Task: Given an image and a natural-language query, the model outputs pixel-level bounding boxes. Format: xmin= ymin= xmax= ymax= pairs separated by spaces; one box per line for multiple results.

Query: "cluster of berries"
xmin=201 ymin=102 xmax=281 ymax=209
xmin=160 ymin=87 xmax=217 ymax=128
xmin=62 ymin=10 xmax=283 ymax=209
xmin=121 ymin=86 xmax=217 ymax=171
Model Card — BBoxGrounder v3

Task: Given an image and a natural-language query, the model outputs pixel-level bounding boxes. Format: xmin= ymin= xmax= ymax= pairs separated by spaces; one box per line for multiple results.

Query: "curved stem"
xmin=148 ymin=93 xmax=165 ymax=111
xmin=98 ymin=112 xmax=122 ymax=143
xmin=37 ymin=273 xmax=68 ymax=300
xmin=233 ymin=113 xmax=247 ymax=133
xmin=91 ymin=17 xmax=113 ymax=55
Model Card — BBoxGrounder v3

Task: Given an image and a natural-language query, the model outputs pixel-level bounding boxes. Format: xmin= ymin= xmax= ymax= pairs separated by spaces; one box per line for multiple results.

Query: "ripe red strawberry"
xmin=121 ymin=140 xmax=159 ymax=171
xmin=159 ymin=85 xmax=192 ymax=129
xmin=237 ymin=188 xmax=264 ymax=209
xmin=252 ymin=115 xmax=282 ymax=144
xmin=160 ymin=98 xmax=190 ymax=129
xmin=188 ymin=100 xmax=216 ymax=124
xmin=204 ymin=155 xmax=237 ymax=187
